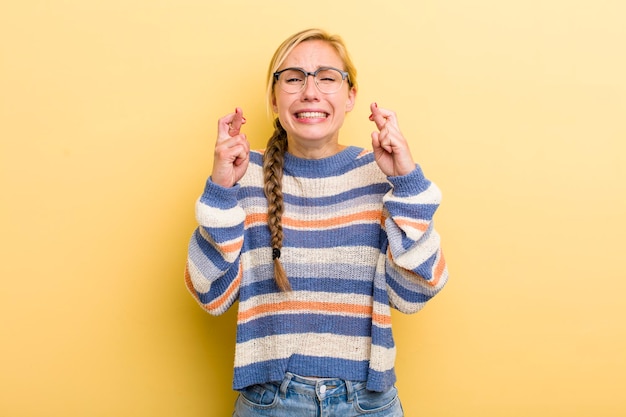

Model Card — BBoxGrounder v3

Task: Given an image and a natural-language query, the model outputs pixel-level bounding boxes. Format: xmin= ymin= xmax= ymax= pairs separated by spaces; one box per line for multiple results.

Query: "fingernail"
xmin=368 ymin=114 xmax=374 ymax=121
xmin=374 ymin=102 xmax=378 ymax=108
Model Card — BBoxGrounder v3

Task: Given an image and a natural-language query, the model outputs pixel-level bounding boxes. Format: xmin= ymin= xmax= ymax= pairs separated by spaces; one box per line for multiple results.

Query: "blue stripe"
xmin=236 ymin=314 xmax=372 ymax=343
xmin=373 ymin=283 xmax=391 ymax=305
xmin=371 ymin=325 xmax=395 ymax=349
xmin=385 ymin=201 xmax=439 ymax=220
xmin=239 ymin=276 xmax=374 ymax=302
xmin=191 ymin=229 xmax=229 ymax=271
xmin=199 ymin=180 xmax=240 ymax=208
xmin=241 ymin=225 xmax=271 ymax=253
xmin=238 ymin=185 xmax=265 ymax=200
xmin=202 ymin=223 xmax=244 ymax=244
xmin=386 ymin=267 xmax=434 ymax=304
xmin=364 ymin=368 xmax=397 ymax=392
xmin=387 ymin=164 xmax=430 ymax=196
xmin=282 ymin=147 xmax=372 ymax=178
xmin=289 ymin=264 xmax=378 ymax=285
xmin=294 ymin=276 xmax=374 ymax=294
xmin=249 ymin=151 xmax=264 ymax=166
xmin=413 ymin=251 xmax=439 ymax=283
xmin=285 ymin=224 xmax=381 ymax=249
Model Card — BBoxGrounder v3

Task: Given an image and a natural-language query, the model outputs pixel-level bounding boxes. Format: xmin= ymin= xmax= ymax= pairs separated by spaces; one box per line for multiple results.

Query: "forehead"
xmin=282 ymin=40 xmax=344 ymax=69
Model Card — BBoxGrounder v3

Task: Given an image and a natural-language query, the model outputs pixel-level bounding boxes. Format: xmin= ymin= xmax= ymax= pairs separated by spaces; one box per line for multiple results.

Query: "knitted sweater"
xmin=185 ymin=146 xmax=448 ymax=392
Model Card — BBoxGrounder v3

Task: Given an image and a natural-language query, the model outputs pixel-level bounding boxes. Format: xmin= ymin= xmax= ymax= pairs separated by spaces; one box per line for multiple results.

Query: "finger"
xmin=371 ymin=130 xmax=380 ymax=147
xmin=233 ymin=146 xmax=249 ymax=166
xmin=228 ymin=107 xmax=246 ymax=137
xmin=231 ymin=134 xmax=250 ymax=162
xmin=219 ymin=134 xmax=249 ymax=156
xmin=217 ymin=108 xmax=246 ymax=138
xmin=369 ymin=102 xmax=395 ymax=131
xmin=378 ymin=129 xmax=393 ymax=153
xmin=371 ymin=129 xmax=389 ymax=151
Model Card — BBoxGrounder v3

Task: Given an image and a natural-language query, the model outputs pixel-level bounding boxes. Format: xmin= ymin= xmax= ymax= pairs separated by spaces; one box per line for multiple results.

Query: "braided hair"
xmin=262 ymin=118 xmax=290 ymax=291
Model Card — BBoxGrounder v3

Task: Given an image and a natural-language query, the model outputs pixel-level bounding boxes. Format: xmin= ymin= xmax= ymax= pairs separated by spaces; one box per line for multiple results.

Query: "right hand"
xmin=211 ymin=107 xmax=250 ymax=188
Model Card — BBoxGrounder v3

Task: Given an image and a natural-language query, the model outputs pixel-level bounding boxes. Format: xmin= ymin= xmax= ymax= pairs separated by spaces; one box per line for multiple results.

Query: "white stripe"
xmin=234 ymin=333 xmax=372 ymax=368
xmin=384 ymin=182 xmax=441 ymax=205
xmin=388 ymin=229 xmax=441 ymax=270
xmin=369 ymin=344 xmax=397 ymax=373
xmin=279 ymin=163 xmax=386 ymax=198
xmin=241 ymin=246 xmax=382 ymax=272
xmin=283 ymin=204 xmax=383 ymax=227
xmin=186 ymin=258 xmax=212 ymax=294
xmin=195 ymin=199 xmax=244 ymax=228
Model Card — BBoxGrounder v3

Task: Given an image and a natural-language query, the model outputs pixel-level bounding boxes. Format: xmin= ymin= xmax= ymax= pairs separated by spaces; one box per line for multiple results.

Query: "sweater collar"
xmin=283 ymin=146 xmax=362 ymax=178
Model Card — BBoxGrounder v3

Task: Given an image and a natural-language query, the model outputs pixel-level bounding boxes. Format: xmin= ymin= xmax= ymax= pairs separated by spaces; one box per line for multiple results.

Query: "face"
xmin=272 ymin=40 xmax=356 ymax=151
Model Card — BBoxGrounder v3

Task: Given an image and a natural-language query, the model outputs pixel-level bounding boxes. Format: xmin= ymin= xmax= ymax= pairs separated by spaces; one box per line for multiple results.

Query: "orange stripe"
xmin=245 ymin=211 xmax=382 ymax=229
xmin=238 ymin=301 xmax=372 ymax=322
xmin=395 ymin=218 xmax=429 ymax=232
xmin=184 ymin=264 xmax=198 ymax=300
xmin=219 ymin=238 xmax=243 ymax=254
xmin=372 ymin=312 xmax=392 ymax=326
xmin=286 ymin=210 xmax=382 ymax=228
xmin=429 ymin=250 xmax=446 ymax=288
xmin=245 ymin=212 xmax=267 ymax=227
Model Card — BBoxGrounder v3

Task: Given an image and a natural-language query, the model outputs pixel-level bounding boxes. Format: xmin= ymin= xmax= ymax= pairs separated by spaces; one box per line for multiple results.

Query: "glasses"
xmin=273 ymin=67 xmax=350 ymax=94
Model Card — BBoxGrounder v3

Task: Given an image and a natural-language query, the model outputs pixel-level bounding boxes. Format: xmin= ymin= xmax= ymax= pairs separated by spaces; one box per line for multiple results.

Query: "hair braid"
xmin=263 ymin=118 xmax=290 ymax=291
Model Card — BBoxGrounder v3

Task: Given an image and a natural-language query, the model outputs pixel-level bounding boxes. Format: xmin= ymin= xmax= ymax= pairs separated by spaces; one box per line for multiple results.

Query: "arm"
xmin=185 ymin=108 xmax=250 ymax=315
xmin=369 ymin=102 xmax=448 ymax=313
xmin=185 ymin=180 xmax=245 ymax=315
xmin=383 ymin=166 xmax=448 ymax=314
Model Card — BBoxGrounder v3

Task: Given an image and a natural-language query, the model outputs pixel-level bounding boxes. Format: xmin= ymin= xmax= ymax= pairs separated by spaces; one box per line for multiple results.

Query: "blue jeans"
xmin=233 ymin=372 xmax=404 ymax=417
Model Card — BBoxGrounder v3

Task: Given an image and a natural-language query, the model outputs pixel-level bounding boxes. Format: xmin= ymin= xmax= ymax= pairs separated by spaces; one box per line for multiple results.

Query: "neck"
xmin=287 ymin=140 xmax=346 ymax=160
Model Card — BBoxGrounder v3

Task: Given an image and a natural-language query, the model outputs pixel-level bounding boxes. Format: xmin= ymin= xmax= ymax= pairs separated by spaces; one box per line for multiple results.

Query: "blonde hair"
xmin=262 ymin=28 xmax=358 ymax=291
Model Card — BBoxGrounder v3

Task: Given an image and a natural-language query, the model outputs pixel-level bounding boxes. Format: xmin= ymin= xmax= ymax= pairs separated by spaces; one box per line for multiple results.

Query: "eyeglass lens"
xmin=278 ymin=68 xmax=344 ymax=93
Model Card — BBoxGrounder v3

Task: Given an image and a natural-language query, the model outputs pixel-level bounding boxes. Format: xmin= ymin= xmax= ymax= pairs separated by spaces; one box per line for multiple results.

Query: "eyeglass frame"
xmin=272 ymin=66 xmax=351 ymax=94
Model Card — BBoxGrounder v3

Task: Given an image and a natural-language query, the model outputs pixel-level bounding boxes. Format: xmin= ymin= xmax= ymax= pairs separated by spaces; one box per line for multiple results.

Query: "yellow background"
xmin=2 ymin=1 xmax=625 ymax=416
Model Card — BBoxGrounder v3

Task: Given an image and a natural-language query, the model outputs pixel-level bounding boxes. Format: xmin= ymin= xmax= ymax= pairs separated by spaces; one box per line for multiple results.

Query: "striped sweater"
xmin=185 ymin=146 xmax=448 ymax=392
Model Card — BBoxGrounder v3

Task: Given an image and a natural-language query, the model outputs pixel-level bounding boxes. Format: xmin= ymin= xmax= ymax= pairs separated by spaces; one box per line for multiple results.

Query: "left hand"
xmin=369 ymin=102 xmax=415 ymax=177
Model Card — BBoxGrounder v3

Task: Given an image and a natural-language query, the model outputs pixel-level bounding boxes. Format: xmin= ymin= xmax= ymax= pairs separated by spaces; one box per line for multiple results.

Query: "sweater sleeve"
xmin=185 ymin=178 xmax=245 ymax=315
xmin=383 ymin=165 xmax=449 ymax=314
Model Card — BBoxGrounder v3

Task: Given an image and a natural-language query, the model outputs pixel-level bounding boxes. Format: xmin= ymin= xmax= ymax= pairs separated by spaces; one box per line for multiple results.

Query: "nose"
xmin=301 ymin=74 xmax=320 ymax=100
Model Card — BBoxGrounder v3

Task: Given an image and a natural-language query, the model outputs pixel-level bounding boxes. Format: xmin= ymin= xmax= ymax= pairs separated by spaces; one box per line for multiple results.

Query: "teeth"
xmin=297 ymin=112 xmax=327 ymax=118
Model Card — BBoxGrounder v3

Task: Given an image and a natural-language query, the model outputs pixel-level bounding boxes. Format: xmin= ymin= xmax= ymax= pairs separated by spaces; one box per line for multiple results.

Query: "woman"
xmin=186 ymin=28 xmax=448 ymax=417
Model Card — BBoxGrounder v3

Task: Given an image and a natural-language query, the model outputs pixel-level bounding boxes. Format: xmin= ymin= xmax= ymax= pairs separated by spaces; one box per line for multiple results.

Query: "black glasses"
xmin=273 ymin=67 xmax=350 ymax=94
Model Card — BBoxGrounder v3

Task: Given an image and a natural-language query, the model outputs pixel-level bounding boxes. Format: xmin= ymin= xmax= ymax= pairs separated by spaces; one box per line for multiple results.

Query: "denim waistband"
xmin=278 ymin=372 xmax=367 ymax=402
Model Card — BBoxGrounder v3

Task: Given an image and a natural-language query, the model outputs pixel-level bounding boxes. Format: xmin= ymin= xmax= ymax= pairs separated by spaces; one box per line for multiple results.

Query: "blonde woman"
xmin=186 ymin=28 xmax=448 ymax=417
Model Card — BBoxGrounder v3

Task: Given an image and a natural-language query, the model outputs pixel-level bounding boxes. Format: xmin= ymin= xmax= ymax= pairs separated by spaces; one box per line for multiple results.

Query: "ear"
xmin=345 ymin=87 xmax=357 ymax=112
xmin=271 ymin=95 xmax=278 ymax=113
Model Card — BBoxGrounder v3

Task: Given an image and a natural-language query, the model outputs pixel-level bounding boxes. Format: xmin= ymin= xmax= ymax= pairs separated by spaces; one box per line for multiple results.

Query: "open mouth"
xmin=295 ymin=111 xmax=329 ymax=119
